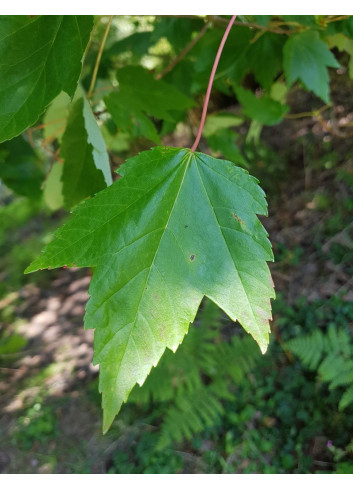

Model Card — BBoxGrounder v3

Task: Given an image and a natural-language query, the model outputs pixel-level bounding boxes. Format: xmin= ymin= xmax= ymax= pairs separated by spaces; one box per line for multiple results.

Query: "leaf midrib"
xmin=98 ymin=152 xmax=193 ymax=391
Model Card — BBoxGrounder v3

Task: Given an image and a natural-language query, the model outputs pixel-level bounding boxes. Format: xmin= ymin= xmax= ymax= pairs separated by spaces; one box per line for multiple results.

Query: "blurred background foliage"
xmin=1 ymin=14 xmax=353 ymax=473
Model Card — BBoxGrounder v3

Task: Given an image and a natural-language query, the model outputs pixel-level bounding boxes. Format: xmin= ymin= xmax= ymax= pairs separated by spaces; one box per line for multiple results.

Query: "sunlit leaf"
xmin=26 ymin=146 xmax=274 ymax=432
xmin=283 ymin=30 xmax=340 ymax=103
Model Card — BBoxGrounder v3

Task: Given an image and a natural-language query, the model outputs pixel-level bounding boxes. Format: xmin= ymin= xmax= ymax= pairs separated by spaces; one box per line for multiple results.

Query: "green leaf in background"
xmin=107 ymin=31 xmax=153 ymax=58
xmin=43 ymin=92 xmax=72 ymax=144
xmin=283 ymin=30 xmax=340 ymax=103
xmin=248 ymin=33 xmax=285 ymax=90
xmin=26 ymin=146 xmax=274 ymax=432
xmin=43 ymin=86 xmax=85 ymax=144
xmin=234 ymin=86 xmax=289 ymax=126
xmin=0 ymin=333 xmax=28 ymax=355
xmin=43 ymin=162 xmax=64 ymax=211
xmin=327 ymin=33 xmax=353 ymax=80
xmin=116 ymin=66 xmax=194 ymax=122
xmin=203 ymin=113 xmax=243 ymax=136
xmin=193 ymin=26 xmax=283 ymax=93
xmin=0 ymin=135 xmax=44 ymax=199
xmin=105 ymin=92 xmax=160 ymax=144
xmin=281 ymin=15 xmax=318 ymax=27
xmin=246 ymin=120 xmax=263 ymax=146
xmin=0 ymin=15 xmax=93 ymax=143
xmin=194 ymin=29 xmax=284 ymax=93
xmin=194 ymin=28 xmax=253 ymax=89
xmin=270 ymin=81 xmax=289 ymax=104
xmin=252 ymin=16 xmax=271 ymax=27
xmin=60 ymin=97 xmax=112 ymax=209
xmin=203 ymin=115 xmax=247 ymax=167
xmin=105 ymin=66 xmax=195 ymax=143
xmin=325 ymin=17 xmax=353 ymax=38
xmin=206 ymin=129 xmax=247 ymax=168
xmin=101 ymin=123 xmax=131 ymax=153
xmin=151 ymin=17 xmax=205 ymax=52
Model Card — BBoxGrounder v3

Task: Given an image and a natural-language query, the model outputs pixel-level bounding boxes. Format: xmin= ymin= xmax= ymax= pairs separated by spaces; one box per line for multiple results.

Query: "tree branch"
xmin=156 ymin=21 xmax=210 ymax=80
xmin=87 ymin=16 xmax=114 ymax=100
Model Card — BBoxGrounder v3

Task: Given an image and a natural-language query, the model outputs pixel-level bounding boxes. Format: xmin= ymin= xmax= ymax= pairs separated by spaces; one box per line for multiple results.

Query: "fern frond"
xmin=212 ymin=335 xmax=260 ymax=383
xmin=326 ymin=324 xmax=351 ymax=356
xmin=339 ymin=385 xmax=353 ymax=411
xmin=286 ymin=329 xmax=326 ymax=370
xmin=157 ymin=384 xmax=225 ymax=449
xmin=319 ymin=355 xmax=353 ymax=389
xmin=287 ymin=324 xmax=353 ymax=413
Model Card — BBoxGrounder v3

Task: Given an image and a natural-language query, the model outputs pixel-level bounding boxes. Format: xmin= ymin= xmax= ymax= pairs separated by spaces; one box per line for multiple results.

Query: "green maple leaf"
xmin=26 ymin=147 xmax=275 ymax=432
xmin=60 ymin=97 xmax=113 ymax=209
xmin=0 ymin=135 xmax=44 ymax=199
xmin=116 ymin=66 xmax=194 ymax=121
xmin=104 ymin=66 xmax=194 ymax=144
xmin=0 ymin=15 xmax=93 ymax=143
xmin=248 ymin=32 xmax=285 ymax=90
xmin=283 ymin=30 xmax=340 ymax=103
xmin=104 ymin=92 xmax=160 ymax=144
xmin=234 ymin=86 xmax=289 ymax=126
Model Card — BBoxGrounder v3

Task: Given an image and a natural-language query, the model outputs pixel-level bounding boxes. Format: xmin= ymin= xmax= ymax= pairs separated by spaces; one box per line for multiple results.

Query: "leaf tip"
xmin=102 ymin=410 xmax=115 ymax=435
xmin=24 ymin=262 xmax=37 ymax=274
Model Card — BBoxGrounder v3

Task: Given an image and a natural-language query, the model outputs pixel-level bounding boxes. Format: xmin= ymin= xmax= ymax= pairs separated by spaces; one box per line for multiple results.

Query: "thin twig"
xmin=315 ymin=113 xmax=353 ymax=139
xmin=191 ymin=15 xmax=236 ymax=152
xmin=27 ymin=128 xmax=34 ymax=148
xmin=325 ymin=15 xmax=350 ymax=23
xmin=167 ymin=14 xmax=348 ymax=35
xmin=156 ymin=22 xmax=210 ymax=80
xmin=41 ymin=142 xmax=64 ymax=164
xmin=87 ymin=16 xmax=114 ymax=100
xmin=284 ymin=104 xmax=332 ymax=120
xmin=207 ymin=15 xmax=292 ymax=35
xmin=29 ymin=117 xmax=68 ymax=131
xmin=283 ymin=102 xmax=353 ymax=137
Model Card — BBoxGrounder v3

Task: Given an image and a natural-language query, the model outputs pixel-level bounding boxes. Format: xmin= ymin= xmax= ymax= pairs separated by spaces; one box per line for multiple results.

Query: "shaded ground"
xmin=0 ymin=269 xmax=105 ymax=473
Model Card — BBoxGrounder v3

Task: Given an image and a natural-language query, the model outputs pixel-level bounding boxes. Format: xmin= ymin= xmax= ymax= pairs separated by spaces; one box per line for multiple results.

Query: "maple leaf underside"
xmin=26 ymin=147 xmax=275 ymax=432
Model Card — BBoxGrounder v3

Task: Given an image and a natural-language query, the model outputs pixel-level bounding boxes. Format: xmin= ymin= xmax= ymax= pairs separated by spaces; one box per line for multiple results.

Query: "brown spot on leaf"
xmin=190 ymin=255 xmax=195 ymax=261
xmin=233 ymin=213 xmax=245 ymax=224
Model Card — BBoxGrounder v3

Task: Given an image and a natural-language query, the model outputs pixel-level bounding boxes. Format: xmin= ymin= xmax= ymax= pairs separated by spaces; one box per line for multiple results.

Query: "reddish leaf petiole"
xmin=191 ymin=15 xmax=236 ymax=152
